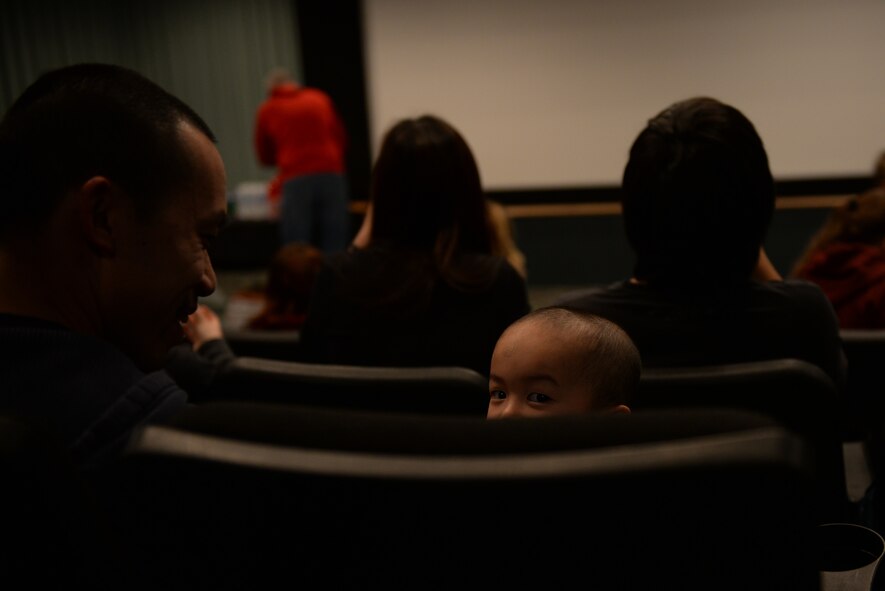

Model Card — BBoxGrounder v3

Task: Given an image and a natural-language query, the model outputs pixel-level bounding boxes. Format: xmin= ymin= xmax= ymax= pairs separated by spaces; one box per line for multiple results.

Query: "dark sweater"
xmin=555 ymin=279 xmax=847 ymax=391
xmin=300 ymin=246 xmax=531 ymax=375
xmin=0 ymin=314 xmax=188 ymax=467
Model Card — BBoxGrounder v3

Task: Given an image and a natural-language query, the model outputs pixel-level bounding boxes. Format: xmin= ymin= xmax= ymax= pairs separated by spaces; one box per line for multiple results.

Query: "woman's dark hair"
xmin=621 ymin=97 xmax=775 ymax=285
xmin=369 ymin=115 xmax=494 ymax=281
xmin=0 ymin=63 xmax=215 ymax=240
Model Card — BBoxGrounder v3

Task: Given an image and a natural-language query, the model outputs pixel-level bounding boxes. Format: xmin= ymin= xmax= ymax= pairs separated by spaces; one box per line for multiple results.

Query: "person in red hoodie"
xmin=792 ymin=187 xmax=885 ymax=328
xmin=254 ymin=67 xmax=349 ymax=253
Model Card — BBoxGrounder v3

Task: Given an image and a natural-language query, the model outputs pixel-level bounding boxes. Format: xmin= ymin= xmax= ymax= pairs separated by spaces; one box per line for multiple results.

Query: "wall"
xmin=1 ymin=0 xmax=301 ymax=190
xmin=364 ymin=0 xmax=885 ymax=189
xmin=511 ymin=206 xmax=834 ymax=287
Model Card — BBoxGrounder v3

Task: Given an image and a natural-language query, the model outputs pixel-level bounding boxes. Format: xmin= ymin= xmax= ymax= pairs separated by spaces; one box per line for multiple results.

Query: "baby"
xmin=487 ymin=306 xmax=640 ymax=419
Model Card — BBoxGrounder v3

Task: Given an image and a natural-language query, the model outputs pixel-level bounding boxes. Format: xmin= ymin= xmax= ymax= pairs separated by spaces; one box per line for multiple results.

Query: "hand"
xmin=182 ymin=304 xmax=224 ymax=351
xmin=351 ymin=201 xmax=373 ymax=249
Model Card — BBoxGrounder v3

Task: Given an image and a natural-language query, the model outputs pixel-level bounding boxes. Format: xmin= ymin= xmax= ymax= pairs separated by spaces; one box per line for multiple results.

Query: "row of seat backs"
xmin=208 ymin=356 xmax=840 ymax=423
xmin=216 ymin=328 xmax=879 ymax=444
xmin=201 ymin=355 xmax=847 ymax=521
xmin=218 ymin=328 xmax=881 ymax=424
xmin=91 ymin=404 xmax=821 ymax=590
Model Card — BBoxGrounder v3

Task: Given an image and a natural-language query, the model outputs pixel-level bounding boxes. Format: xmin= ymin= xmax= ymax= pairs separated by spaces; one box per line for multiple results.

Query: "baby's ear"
xmin=608 ymin=404 xmax=631 ymax=415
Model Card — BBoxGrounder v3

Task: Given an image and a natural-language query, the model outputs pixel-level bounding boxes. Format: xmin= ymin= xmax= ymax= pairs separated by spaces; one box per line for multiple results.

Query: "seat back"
xmin=206 ymin=356 xmax=490 ymax=416
xmin=93 ymin=402 xmax=820 ymax=590
xmin=637 ymin=358 xmax=847 ymax=522
xmin=841 ymin=330 xmax=885 ymax=514
xmin=0 ymin=414 xmax=121 ymax=588
xmin=223 ymin=328 xmax=302 ymax=361
xmin=840 ymin=329 xmax=885 ymax=440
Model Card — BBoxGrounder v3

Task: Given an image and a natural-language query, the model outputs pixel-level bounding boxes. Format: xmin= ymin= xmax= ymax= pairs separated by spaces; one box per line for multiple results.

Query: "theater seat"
xmin=637 ymin=358 xmax=847 ymax=523
xmin=0 ymin=414 xmax=120 ymax=589
xmin=840 ymin=329 xmax=885 ymax=441
xmin=201 ymin=356 xmax=491 ymax=416
xmin=223 ymin=328 xmax=302 ymax=361
xmin=92 ymin=402 xmax=821 ymax=590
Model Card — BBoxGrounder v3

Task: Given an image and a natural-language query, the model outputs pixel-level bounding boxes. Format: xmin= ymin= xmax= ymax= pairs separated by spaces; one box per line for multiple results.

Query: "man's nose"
xmin=198 ymin=254 xmax=217 ymax=297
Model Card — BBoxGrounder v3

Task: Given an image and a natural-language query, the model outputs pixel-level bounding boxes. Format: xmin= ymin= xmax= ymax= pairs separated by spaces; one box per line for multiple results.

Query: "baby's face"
xmin=487 ymin=320 xmax=595 ymax=419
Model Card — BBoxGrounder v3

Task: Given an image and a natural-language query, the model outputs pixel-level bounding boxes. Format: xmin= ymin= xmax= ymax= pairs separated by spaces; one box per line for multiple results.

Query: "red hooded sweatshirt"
xmin=254 ymin=83 xmax=347 ymax=200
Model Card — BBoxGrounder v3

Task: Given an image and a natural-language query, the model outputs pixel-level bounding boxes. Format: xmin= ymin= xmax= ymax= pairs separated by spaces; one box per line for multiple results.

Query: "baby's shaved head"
xmin=506 ymin=306 xmax=641 ymax=409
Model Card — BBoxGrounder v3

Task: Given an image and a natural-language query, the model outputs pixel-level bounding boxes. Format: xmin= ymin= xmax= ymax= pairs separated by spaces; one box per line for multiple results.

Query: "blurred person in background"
xmin=254 ymin=67 xmax=349 ymax=253
xmin=300 ymin=115 xmax=530 ymax=376
xmin=792 ymin=187 xmax=885 ymax=329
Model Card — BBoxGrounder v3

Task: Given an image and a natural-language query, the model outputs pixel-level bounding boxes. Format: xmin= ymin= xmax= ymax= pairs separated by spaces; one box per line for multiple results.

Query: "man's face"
xmin=101 ymin=121 xmax=228 ymax=370
xmin=487 ymin=320 xmax=596 ymax=419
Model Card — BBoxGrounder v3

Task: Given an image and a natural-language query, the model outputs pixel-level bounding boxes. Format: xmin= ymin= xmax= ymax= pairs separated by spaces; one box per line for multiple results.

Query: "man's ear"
xmin=76 ymin=176 xmax=122 ymax=257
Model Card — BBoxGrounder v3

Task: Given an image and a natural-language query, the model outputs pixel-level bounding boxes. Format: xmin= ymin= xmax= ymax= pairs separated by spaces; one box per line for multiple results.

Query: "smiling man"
xmin=0 ymin=64 xmax=229 ymax=466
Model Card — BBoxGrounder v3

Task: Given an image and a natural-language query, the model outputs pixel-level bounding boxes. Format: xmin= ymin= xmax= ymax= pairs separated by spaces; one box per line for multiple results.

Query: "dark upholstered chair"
xmin=0 ymin=414 xmax=121 ymax=588
xmin=92 ymin=402 xmax=821 ymax=590
xmin=223 ymin=328 xmax=302 ymax=361
xmin=841 ymin=330 xmax=885 ymax=529
xmin=840 ymin=329 xmax=885 ymax=441
xmin=202 ymin=356 xmax=490 ymax=416
xmin=636 ymin=358 xmax=847 ymax=523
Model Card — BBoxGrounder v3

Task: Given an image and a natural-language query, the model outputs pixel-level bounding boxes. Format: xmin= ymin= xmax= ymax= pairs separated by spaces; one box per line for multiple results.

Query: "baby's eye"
xmin=490 ymin=390 xmax=507 ymax=400
xmin=527 ymin=392 xmax=552 ymax=403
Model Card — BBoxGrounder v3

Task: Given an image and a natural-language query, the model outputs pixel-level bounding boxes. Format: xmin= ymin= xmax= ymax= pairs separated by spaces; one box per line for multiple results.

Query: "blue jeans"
xmin=279 ymin=173 xmax=350 ymax=253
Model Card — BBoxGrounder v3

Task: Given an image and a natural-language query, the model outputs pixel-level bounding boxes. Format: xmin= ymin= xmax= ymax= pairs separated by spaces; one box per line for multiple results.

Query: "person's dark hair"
xmin=248 ymin=242 xmax=324 ymax=330
xmin=0 ymin=63 xmax=216 ymax=240
xmin=514 ymin=306 xmax=641 ymax=409
xmin=369 ymin=115 xmax=494 ymax=281
xmin=621 ymin=96 xmax=775 ymax=285
xmin=791 ymin=187 xmax=885 ymax=276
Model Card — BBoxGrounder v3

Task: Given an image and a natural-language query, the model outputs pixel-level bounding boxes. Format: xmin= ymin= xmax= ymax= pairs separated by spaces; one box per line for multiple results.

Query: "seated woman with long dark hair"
xmin=299 ymin=115 xmax=530 ymax=375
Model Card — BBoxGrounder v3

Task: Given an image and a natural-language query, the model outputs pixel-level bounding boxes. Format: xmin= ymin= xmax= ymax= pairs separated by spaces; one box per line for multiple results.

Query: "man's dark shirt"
xmin=0 ymin=314 xmax=188 ymax=467
xmin=555 ymin=279 xmax=847 ymax=390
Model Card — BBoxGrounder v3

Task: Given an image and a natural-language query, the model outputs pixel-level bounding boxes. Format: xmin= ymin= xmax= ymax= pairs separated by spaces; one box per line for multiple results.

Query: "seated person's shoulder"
xmin=71 ymin=369 xmax=188 ymax=466
xmin=553 ymin=281 xmax=634 ymax=307
xmin=754 ymin=277 xmax=835 ymax=306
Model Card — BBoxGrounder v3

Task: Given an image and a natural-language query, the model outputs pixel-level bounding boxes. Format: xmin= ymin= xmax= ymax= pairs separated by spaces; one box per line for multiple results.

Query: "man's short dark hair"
xmin=0 ymin=63 xmax=216 ymax=239
xmin=621 ymin=96 xmax=775 ymax=285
